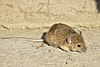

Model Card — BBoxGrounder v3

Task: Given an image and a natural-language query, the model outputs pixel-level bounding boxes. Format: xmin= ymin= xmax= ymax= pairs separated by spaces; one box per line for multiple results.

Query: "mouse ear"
xmin=80 ymin=31 xmax=82 ymax=35
xmin=66 ymin=37 xmax=71 ymax=44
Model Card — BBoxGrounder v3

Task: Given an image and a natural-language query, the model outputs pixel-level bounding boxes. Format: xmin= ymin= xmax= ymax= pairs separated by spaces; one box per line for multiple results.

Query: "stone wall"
xmin=0 ymin=0 xmax=100 ymax=29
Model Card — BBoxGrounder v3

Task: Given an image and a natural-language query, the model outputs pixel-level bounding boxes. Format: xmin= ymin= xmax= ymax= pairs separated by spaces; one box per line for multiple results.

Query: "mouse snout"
xmin=80 ymin=47 xmax=87 ymax=53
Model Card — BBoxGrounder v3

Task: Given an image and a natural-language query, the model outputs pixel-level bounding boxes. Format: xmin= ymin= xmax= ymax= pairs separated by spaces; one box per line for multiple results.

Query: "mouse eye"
xmin=77 ymin=45 xmax=81 ymax=47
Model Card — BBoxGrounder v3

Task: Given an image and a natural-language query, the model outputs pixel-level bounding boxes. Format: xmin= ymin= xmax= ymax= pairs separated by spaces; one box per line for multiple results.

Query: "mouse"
xmin=42 ymin=23 xmax=86 ymax=53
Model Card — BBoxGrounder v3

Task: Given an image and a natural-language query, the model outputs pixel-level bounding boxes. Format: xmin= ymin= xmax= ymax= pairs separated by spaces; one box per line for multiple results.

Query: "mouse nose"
xmin=83 ymin=49 xmax=86 ymax=53
xmin=81 ymin=47 xmax=87 ymax=53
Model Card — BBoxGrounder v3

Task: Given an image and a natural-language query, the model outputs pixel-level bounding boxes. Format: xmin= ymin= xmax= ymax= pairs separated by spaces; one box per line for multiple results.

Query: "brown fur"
xmin=43 ymin=23 xmax=86 ymax=53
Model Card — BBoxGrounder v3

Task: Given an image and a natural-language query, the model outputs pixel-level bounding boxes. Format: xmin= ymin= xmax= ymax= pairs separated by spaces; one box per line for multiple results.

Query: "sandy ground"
xmin=0 ymin=28 xmax=100 ymax=67
xmin=0 ymin=0 xmax=100 ymax=67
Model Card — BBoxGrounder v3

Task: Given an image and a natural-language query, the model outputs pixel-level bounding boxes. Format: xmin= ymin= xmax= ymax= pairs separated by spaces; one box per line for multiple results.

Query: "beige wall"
xmin=0 ymin=0 xmax=100 ymax=29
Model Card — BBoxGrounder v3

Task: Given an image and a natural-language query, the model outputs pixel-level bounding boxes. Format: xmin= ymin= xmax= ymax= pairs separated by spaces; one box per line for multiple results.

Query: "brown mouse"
xmin=42 ymin=23 xmax=86 ymax=53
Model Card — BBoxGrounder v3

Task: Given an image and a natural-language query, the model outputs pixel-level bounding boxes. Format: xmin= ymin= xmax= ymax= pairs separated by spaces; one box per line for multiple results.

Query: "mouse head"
xmin=66 ymin=31 xmax=86 ymax=53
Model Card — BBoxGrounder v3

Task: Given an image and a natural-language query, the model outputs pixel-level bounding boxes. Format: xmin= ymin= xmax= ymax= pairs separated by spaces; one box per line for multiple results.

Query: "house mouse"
xmin=42 ymin=23 xmax=86 ymax=53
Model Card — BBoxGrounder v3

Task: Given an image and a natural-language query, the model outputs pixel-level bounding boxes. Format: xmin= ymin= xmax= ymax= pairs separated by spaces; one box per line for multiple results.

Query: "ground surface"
xmin=0 ymin=0 xmax=100 ymax=67
xmin=0 ymin=28 xmax=100 ymax=67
